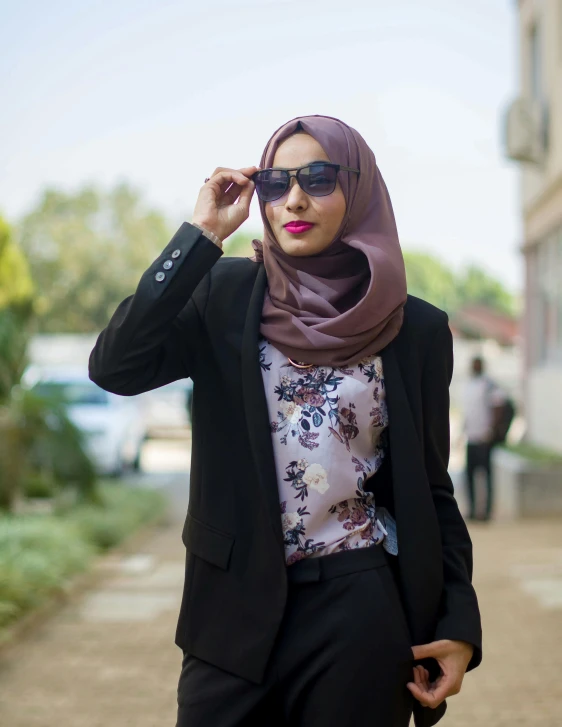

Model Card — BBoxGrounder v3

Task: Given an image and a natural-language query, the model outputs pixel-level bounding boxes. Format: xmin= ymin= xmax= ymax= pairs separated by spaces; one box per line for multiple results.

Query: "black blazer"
xmin=89 ymin=222 xmax=482 ymax=727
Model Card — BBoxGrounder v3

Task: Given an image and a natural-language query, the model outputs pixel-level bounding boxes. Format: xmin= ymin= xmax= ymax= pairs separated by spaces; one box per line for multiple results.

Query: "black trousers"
xmin=176 ymin=545 xmax=415 ymax=727
xmin=466 ymin=442 xmax=493 ymax=519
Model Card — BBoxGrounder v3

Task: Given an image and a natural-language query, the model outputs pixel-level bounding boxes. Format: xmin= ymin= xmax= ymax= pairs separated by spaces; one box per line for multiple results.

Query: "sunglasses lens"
xmin=300 ymin=164 xmax=337 ymax=196
xmin=255 ymin=170 xmax=288 ymax=202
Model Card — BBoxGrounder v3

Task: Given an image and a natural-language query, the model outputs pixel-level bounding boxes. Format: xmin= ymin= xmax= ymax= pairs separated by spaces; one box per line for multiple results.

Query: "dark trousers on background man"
xmin=466 ymin=442 xmax=493 ymax=520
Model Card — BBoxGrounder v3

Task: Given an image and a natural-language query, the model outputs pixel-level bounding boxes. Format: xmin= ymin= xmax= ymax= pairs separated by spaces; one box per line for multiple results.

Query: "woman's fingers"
xmin=210 ymin=165 xmax=258 ymax=177
xmin=192 ymin=166 xmax=259 ymax=241
xmin=209 ymin=170 xmax=250 ymax=191
xmin=236 ymin=177 xmax=255 ymax=210
xmin=407 ymin=668 xmax=457 ymax=709
xmin=220 ymin=182 xmax=242 ymax=206
xmin=214 ymin=168 xmax=257 ymax=207
xmin=224 ymin=178 xmax=255 ymax=222
xmin=208 ymin=166 xmax=259 ymax=189
xmin=210 ymin=173 xmax=251 ymax=207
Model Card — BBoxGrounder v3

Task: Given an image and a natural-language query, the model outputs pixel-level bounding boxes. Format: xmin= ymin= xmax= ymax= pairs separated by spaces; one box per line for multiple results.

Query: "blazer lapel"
xmin=241 ymin=265 xmax=285 ymax=555
xmin=381 ymin=341 xmax=443 ymax=642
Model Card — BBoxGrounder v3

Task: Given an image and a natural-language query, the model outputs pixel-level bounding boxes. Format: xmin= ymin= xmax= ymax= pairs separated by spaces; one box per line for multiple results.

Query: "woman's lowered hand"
xmin=407 ymin=639 xmax=474 ymax=709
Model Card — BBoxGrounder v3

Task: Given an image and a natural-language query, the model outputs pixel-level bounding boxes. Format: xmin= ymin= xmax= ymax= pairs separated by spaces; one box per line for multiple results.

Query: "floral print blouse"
xmin=259 ymin=337 xmax=399 ymax=566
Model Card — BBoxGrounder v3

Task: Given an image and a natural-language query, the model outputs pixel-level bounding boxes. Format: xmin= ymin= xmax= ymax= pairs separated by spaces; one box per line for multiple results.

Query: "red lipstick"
xmin=284 ymin=221 xmax=315 ymax=234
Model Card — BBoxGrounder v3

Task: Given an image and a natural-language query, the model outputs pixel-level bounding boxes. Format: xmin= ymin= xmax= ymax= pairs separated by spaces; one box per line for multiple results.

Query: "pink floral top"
xmin=259 ymin=337 xmax=398 ymax=566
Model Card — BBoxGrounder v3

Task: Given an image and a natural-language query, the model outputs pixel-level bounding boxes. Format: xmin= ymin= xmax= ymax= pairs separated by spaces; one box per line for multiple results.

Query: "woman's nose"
xmin=285 ymin=177 xmax=308 ymax=210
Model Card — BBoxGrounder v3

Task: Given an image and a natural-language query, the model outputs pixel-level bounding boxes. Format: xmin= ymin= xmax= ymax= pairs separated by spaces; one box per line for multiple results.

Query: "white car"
xmin=136 ymin=378 xmax=193 ymax=439
xmin=24 ymin=367 xmax=147 ymax=476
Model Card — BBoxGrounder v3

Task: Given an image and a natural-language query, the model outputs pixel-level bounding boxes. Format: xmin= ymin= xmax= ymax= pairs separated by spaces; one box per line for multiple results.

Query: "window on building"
xmin=529 ymin=21 xmax=542 ymax=99
xmin=558 ymin=0 xmax=562 ymax=61
xmin=532 ymin=228 xmax=562 ymax=365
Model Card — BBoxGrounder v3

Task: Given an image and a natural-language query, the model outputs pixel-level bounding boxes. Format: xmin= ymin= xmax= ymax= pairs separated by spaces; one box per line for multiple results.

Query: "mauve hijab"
xmin=251 ymin=114 xmax=407 ymax=368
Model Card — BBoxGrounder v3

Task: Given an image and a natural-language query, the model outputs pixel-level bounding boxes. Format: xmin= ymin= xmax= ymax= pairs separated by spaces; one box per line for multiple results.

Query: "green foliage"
xmin=223 ymin=231 xmax=256 ymax=258
xmin=0 ymin=485 xmax=166 ymax=630
xmin=17 ymin=184 xmax=171 ymax=333
xmin=404 ymin=251 xmax=516 ymax=317
xmin=0 ymin=517 xmax=94 ymax=628
xmin=0 ymin=387 xmax=97 ymax=512
xmin=22 ymin=472 xmax=59 ymax=499
xmin=0 ymin=216 xmax=98 ymax=512
xmin=503 ymin=441 xmax=562 ymax=465
xmin=0 ymin=217 xmax=37 ymax=511
xmin=0 ymin=217 xmax=34 ymax=311
xmin=19 ymin=387 xmax=97 ymax=500
xmin=0 ymin=310 xmax=30 ymax=404
xmin=0 ymin=217 xmax=34 ymax=404
xmin=403 ymin=251 xmax=458 ymax=313
xmin=67 ymin=484 xmax=166 ymax=551
xmin=458 ymin=265 xmax=516 ymax=317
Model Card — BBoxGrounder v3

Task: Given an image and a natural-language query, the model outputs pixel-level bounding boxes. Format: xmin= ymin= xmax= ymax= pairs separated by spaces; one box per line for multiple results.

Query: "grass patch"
xmin=0 ymin=484 xmax=166 ymax=631
xmin=0 ymin=517 xmax=93 ymax=629
xmin=66 ymin=484 xmax=166 ymax=551
xmin=502 ymin=441 xmax=562 ymax=465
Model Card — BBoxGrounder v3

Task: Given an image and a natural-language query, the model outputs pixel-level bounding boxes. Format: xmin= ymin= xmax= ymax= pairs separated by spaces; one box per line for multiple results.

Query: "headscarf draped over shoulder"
xmin=251 ymin=115 xmax=407 ymax=367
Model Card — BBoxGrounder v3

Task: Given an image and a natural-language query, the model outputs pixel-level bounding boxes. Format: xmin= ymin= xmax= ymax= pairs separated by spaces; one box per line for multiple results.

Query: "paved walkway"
xmin=1 ymin=479 xmax=561 ymax=726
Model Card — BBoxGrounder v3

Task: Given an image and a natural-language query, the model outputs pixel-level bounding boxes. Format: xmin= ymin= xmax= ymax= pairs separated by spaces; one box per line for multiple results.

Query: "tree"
xmin=0 ymin=216 xmax=34 ymax=402
xmin=0 ymin=216 xmax=96 ymax=512
xmin=457 ymin=265 xmax=516 ymax=317
xmin=403 ymin=251 xmax=459 ymax=314
xmin=404 ymin=252 xmax=516 ymax=317
xmin=223 ymin=231 xmax=257 ymax=258
xmin=17 ymin=184 xmax=171 ymax=333
xmin=0 ymin=216 xmax=34 ymax=510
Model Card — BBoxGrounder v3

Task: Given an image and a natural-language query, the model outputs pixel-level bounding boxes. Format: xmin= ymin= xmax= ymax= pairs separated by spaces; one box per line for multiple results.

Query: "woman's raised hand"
xmin=192 ymin=166 xmax=260 ymax=244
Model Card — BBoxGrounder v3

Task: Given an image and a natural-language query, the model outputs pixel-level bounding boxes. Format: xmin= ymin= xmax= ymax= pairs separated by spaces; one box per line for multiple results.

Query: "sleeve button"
xmin=163 ymin=260 xmax=173 ymax=270
xmin=155 ymin=272 xmax=166 ymax=282
xmin=171 ymin=249 xmax=181 ymax=259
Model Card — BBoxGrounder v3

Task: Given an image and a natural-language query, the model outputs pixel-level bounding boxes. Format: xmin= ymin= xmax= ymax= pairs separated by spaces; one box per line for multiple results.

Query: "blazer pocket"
xmin=182 ymin=512 xmax=235 ymax=570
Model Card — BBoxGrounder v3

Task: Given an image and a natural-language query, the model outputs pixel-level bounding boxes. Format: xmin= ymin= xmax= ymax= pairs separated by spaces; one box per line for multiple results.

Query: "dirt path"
xmin=1 ymin=484 xmax=561 ymax=726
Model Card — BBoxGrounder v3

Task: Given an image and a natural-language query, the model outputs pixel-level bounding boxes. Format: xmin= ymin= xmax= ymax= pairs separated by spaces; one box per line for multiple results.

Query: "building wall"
xmin=528 ymin=366 xmax=562 ymax=451
xmin=518 ymin=0 xmax=562 ymax=452
xmin=519 ymin=0 xmax=562 ymax=212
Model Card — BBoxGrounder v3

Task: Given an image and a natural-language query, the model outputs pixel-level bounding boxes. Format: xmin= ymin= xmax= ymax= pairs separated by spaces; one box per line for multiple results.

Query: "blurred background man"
xmin=463 ymin=356 xmax=509 ymax=521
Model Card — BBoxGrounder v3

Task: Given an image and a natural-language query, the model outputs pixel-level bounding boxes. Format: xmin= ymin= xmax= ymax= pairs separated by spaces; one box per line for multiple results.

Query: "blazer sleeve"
xmin=421 ymin=315 xmax=483 ymax=671
xmin=89 ymin=222 xmax=222 ymax=396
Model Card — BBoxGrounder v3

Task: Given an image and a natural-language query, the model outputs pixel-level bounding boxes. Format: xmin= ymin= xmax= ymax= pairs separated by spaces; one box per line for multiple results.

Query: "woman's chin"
xmin=278 ymin=234 xmax=325 ymax=257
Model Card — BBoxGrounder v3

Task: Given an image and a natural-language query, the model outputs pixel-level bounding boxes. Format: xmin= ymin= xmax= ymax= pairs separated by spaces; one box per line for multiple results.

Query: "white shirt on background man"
xmin=463 ymin=376 xmax=506 ymax=445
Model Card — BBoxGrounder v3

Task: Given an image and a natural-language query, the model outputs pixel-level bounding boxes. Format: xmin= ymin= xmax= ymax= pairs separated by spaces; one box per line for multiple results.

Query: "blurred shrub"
xmin=22 ymin=472 xmax=59 ymax=499
xmin=0 ymin=485 xmax=166 ymax=631
xmin=66 ymin=484 xmax=166 ymax=551
xmin=0 ymin=386 xmax=98 ymax=512
xmin=21 ymin=387 xmax=97 ymax=501
xmin=0 ymin=215 xmax=35 ymax=511
xmin=0 ymin=517 xmax=93 ymax=628
xmin=0 ymin=216 xmax=34 ymax=401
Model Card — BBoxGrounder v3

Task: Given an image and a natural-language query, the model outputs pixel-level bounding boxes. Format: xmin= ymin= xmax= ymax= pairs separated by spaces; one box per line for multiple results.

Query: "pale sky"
xmin=0 ymin=0 xmax=522 ymax=289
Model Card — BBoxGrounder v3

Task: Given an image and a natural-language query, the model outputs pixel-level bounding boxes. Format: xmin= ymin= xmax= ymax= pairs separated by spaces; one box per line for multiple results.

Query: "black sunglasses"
xmin=251 ymin=162 xmax=360 ymax=202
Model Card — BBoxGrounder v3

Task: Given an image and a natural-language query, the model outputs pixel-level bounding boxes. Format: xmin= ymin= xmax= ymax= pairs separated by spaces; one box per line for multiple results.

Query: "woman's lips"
xmin=284 ymin=222 xmax=315 ymax=234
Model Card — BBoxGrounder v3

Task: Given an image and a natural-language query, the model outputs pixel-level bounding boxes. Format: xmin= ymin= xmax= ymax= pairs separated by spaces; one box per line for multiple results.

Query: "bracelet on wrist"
xmin=191 ymin=222 xmax=223 ymax=248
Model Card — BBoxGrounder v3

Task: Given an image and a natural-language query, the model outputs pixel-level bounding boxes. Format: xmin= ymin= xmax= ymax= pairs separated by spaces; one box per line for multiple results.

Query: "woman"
xmin=89 ymin=115 xmax=482 ymax=727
